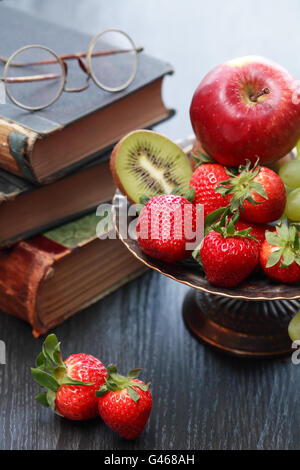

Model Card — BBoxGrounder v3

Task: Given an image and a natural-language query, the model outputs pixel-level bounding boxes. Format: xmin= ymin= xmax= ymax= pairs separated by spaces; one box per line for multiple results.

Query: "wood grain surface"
xmin=1 ymin=270 xmax=299 ymax=450
xmin=0 ymin=0 xmax=300 ymax=450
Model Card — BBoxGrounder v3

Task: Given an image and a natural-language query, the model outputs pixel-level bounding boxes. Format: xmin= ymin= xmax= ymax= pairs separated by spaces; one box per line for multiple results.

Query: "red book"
xmin=0 ymin=212 xmax=145 ymax=337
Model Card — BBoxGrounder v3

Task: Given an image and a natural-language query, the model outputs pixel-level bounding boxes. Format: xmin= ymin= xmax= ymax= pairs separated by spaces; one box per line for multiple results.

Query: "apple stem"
xmin=250 ymin=87 xmax=270 ymax=102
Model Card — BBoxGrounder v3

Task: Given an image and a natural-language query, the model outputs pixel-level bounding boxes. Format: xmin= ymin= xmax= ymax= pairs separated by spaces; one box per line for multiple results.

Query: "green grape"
xmin=279 ymin=160 xmax=300 ymax=189
xmin=288 ymin=312 xmax=300 ymax=343
xmin=285 ymin=184 xmax=293 ymax=196
xmin=297 ymin=139 xmax=300 ymax=157
xmin=285 ymin=188 xmax=300 ymax=221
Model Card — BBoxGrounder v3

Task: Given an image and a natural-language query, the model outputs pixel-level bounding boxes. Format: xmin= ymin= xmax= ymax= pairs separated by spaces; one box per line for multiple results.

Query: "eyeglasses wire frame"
xmin=0 ymin=28 xmax=143 ymax=111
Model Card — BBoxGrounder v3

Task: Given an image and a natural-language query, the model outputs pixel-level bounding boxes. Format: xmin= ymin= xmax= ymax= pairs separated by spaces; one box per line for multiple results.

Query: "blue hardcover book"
xmin=0 ymin=4 xmax=174 ymax=184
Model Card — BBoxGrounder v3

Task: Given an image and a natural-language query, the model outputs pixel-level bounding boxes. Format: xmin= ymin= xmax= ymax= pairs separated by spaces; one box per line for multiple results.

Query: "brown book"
xmin=0 ymin=212 xmax=146 ymax=337
xmin=0 ymin=5 xmax=173 ymax=184
xmin=0 ymin=154 xmax=114 ymax=247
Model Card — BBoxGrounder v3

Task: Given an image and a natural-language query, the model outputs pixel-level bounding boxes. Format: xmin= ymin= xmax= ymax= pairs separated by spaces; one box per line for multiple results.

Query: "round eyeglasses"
xmin=0 ymin=29 xmax=143 ymax=111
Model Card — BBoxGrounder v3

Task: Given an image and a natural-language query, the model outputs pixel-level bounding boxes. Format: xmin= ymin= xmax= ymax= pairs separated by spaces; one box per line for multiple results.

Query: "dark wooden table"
xmin=0 ymin=0 xmax=299 ymax=450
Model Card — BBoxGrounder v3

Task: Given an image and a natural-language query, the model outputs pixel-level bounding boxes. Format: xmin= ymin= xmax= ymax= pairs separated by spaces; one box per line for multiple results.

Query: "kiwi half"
xmin=110 ymin=130 xmax=193 ymax=203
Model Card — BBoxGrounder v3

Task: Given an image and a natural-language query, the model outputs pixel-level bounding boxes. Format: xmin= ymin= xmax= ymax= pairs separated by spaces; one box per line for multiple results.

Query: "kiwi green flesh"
xmin=115 ymin=131 xmax=193 ymax=203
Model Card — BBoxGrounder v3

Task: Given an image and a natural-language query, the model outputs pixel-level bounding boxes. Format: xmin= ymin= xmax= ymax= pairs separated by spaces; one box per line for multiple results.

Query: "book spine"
xmin=0 ymin=118 xmax=39 ymax=182
xmin=0 ymin=236 xmax=69 ymax=337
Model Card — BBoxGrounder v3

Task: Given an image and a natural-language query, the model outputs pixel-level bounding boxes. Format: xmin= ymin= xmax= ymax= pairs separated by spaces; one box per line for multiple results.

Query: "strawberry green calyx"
xmin=95 ymin=365 xmax=149 ymax=403
xmin=191 ymin=150 xmax=215 ymax=168
xmin=205 ymin=205 xmax=256 ymax=240
xmin=215 ymin=159 xmax=268 ymax=212
xmin=192 ymin=209 xmax=256 ymax=265
xmin=139 ymin=195 xmax=151 ymax=206
xmin=210 ymin=215 xmax=256 ymax=241
xmin=31 ymin=334 xmax=93 ymax=413
xmin=204 ymin=205 xmax=232 ymax=234
xmin=171 ymin=186 xmax=195 ymax=203
xmin=183 ymin=187 xmax=196 ymax=203
xmin=140 ymin=188 xmax=195 ymax=205
xmin=265 ymin=222 xmax=300 ymax=268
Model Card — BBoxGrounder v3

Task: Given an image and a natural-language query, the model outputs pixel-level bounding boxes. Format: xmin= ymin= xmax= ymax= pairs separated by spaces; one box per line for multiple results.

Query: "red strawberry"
xmin=200 ymin=220 xmax=260 ymax=287
xmin=189 ymin=161 xmax=229 ymax=218
xmin=96 ymin=365 xmax=152 ymax=440
xmin=136 ymin=193 xmax=201 ymax=263
xmin=260 ymin=222 xmax=300 ymax=284
xmin=234 ymin=220 xmax=275 ymax=248
xmin=31 ymin=334 xmax=107 ymax=420
xmin=216 ymin=160 xmax=286 ymax=223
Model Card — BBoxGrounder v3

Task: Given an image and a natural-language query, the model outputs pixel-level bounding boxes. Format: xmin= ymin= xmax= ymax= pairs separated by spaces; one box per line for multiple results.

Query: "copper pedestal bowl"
xmin=112 ymin=191 xmax=300 ymax=359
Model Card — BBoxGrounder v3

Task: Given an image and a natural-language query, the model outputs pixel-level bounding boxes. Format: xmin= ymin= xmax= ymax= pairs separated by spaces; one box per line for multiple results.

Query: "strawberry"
xmin=234 ymin=220 xmax=275 ymax=248
xmin=31 ymin=334 xmax=107 ymax=420
xmin=189 ymin=154 xmax=229 ymax=218
xmin=215 ymin=160 xmax=286 ymax=223
xmin=96 ymin=365 xmax=152 ymax=440
xmin=136 ymin=193 xmax=201 ymax=263
xmin=260 ymin=222 xmax=300 ymax=284
xmin=199 ymin=218 xmax=260 ymax=287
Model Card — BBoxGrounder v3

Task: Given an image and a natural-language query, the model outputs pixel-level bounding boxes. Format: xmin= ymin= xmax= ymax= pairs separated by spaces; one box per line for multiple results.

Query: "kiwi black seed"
xmin=110 ymin=130 xmax=193 ymax=204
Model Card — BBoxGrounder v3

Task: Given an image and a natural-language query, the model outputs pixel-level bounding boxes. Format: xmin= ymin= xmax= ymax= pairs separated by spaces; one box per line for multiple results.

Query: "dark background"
xmin=0 ymin=0 xmax=299 ymax=450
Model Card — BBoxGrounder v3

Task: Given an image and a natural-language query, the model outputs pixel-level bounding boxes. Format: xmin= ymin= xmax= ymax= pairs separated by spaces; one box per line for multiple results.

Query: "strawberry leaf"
xmin=36 ymin=352 xmax=52 ymax=371
xmin=192 ymin=243 xmax=202 ymax=265
xmin=46 ymin=390 xmax=62 ymax=416
xmin=107 ymin=364 xmax=118 ymax=374
xmin=204 ymin=207 xmax=228 ymax=232
xmin=191 ymin=151 xmax=214 ymax=167
xmin=139 ymin=195 xmax=150 ymax=206
xmin=95 ymin=384 xmax=109 ymax=397
xmin=251 ymin=181 xmax=268 ymax=199
xmin=171 ymin=186 xmax=183 ymax=196
xmin=43 ymin=334 xmax=61 ymax=364
xmin=281 ymin=247 xmax=295 ymax=267
xmin=277 ymin=223 xmax=290 ymax=240
xmin=31 ymin=368 xmax=59 ymax=392
xmin=227 ymin=218 xmax=235 ymax=236
xmin=265 ymin=232 xmax=281 ymax=246
xmin=184 ymin=188 xmax=195 ymax=203
xmin=266 ymin=249 xmax=282 ymax=268
xmin=52 ymin=366 xmax=68 ymax=382
xmin=229 ymin=197 xmax=241 ymax=212
xmin=130 ymin=382 xmax=148 ymax=392
xmin=95 ymin=365 xmax=149 ymax=401
xmin=127 ymin=386 xmax=140 ymax=403
xmin=60 ymin=376 xmax=94 ymax=386
xmin=35 ymin=392 xmax=49 ymax=408
xmin=127 ymin=368 xmax=142 ymax=379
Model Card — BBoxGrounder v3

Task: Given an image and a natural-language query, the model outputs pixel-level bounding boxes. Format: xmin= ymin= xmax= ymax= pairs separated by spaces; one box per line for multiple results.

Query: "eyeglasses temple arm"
xmin=4 ymin=73 xmax=61 ymax=83
xmin=0 ymin=46 xmax=143 ymax=83
xmin=0 ymin=47 xmax=144 ymax=68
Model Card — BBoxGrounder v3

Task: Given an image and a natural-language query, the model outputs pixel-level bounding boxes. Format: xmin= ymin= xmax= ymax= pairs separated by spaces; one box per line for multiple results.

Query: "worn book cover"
xmin=0 ymin=149 xmax=115 ymax=247
xmin=0 ymin=211 xmax=146 ymax=337
xmin=0 ymin=5 xmax=174 ymax=183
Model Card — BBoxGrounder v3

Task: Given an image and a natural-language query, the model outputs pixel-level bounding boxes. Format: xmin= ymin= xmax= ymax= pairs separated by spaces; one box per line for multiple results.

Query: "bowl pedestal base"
xmin=183 ymin=289 xmax=300 ymax=358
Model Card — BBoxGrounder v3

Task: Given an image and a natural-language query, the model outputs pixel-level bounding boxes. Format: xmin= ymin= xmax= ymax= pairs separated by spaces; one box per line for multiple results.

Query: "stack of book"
xmin=0 ymin=5 xmax=174 ymax=336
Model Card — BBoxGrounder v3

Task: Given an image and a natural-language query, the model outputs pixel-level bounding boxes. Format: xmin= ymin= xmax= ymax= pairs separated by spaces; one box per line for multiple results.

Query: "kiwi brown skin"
xmin=110 ymin=131 xmax=138 ymax=204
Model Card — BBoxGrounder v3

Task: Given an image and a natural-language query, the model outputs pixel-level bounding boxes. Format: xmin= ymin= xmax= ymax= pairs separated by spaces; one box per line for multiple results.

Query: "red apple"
xmin=190 ymin=56 xmax=300 ymax=166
